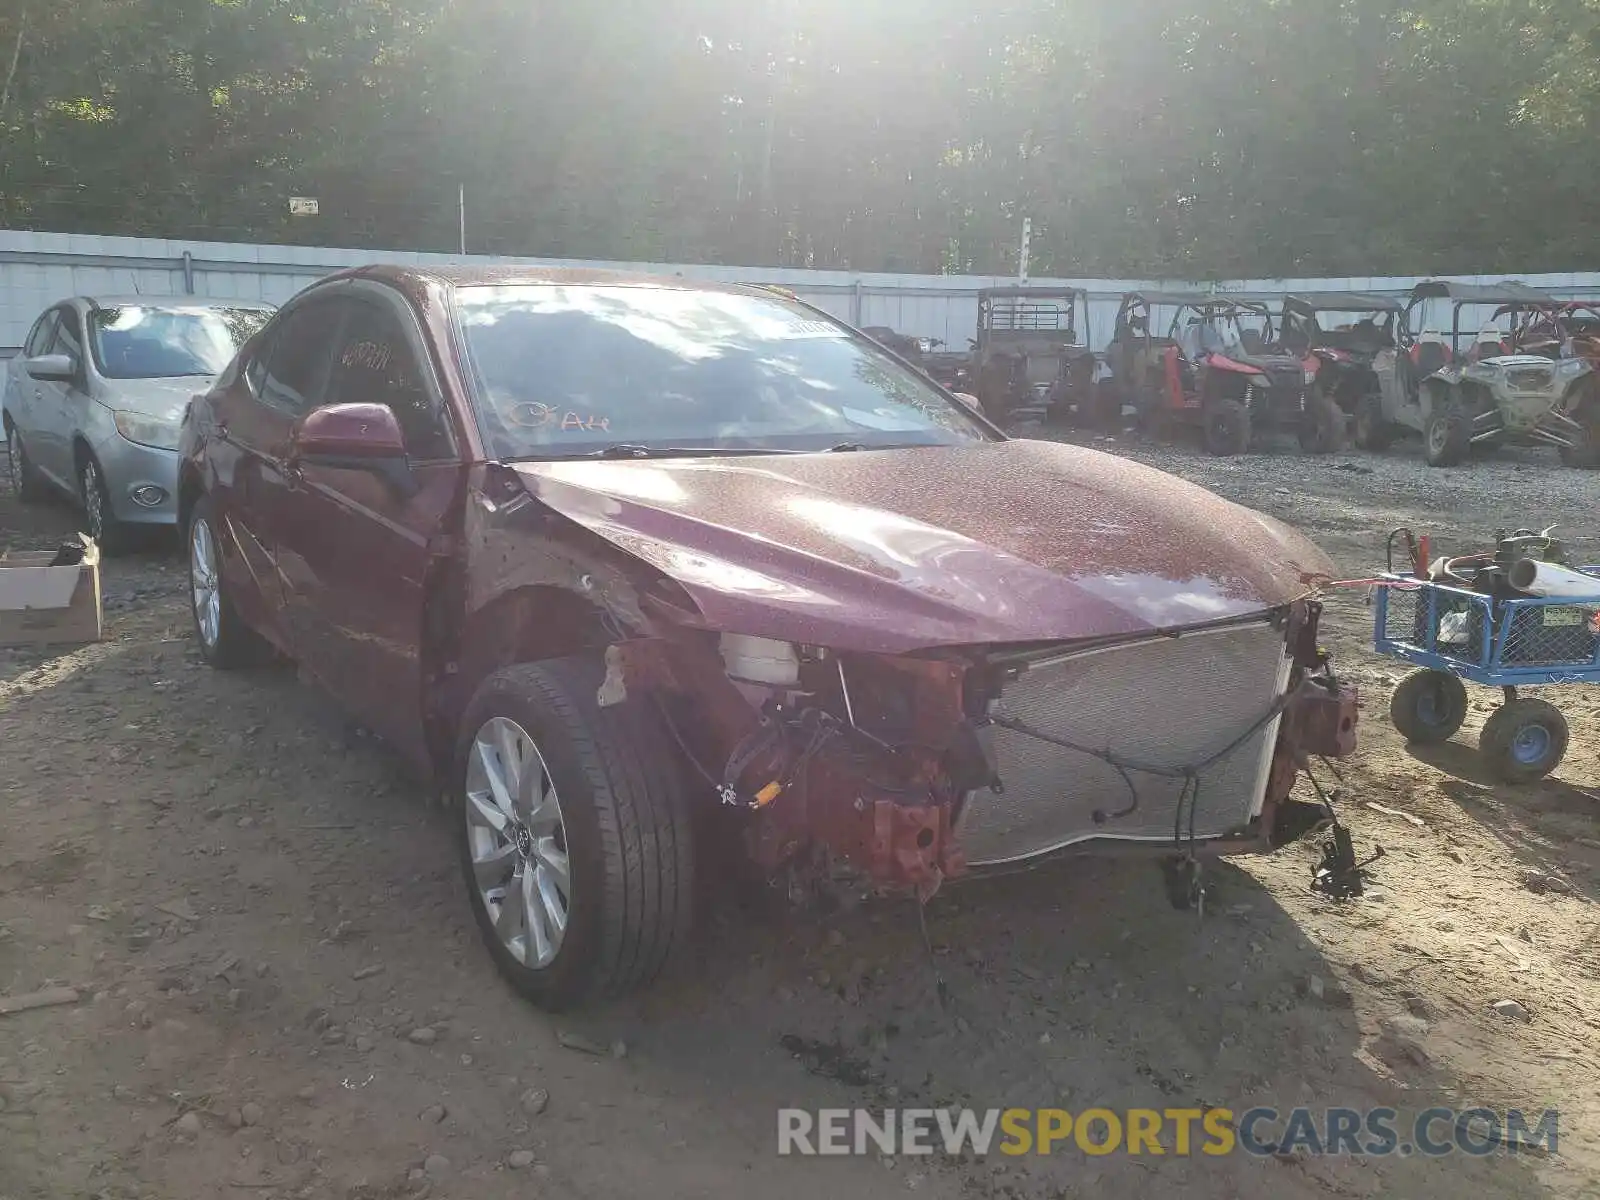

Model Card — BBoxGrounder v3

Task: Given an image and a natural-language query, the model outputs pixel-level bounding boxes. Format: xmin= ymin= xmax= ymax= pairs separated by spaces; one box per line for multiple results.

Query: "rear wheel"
xmin=1424 ymin=401 xmax=1470 ymax=467
xmin=1389 ymin=669 xmax=1467 ymax=743
xmin=1203 ymin=397 xmax=1251 ymax=456
xmin=1479 ymin=699 xmax=1569 ymax=783
xmin=1298 ymin=387 xmax=1347 ymax=454
xmin=188 ymin=493 xmax=273 ymax=668
xmin=457 ymin=658 xmax=695 ymax=1009
xmin=1353 ymin=393 xmax=1394 ymax=451
xmin=5 ymin=420 xmax=46 ymax=503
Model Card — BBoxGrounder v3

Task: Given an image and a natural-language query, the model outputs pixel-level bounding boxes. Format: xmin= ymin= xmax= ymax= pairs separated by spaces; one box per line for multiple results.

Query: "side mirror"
xmin=953 ymin=391 xmax=984 ymax=413
xmin=293 ymin=403 xmax=405 ymax=458
xmin=290 ymin=403 xmax=417 ymax=496
xmin=24 ymin=353 xmax=76 ymax=382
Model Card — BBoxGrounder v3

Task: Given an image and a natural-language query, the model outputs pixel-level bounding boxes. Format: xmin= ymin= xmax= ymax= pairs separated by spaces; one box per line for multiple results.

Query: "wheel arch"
xmin=430 ymin=583 xmax=617 ymax=773
xmin=72 ymin=433 xmax=95 ymax=474
xmin=1419 ymin=375 xmax=1456 ymax=421
xmin=177 ymin=461 xmax=204 ymax=534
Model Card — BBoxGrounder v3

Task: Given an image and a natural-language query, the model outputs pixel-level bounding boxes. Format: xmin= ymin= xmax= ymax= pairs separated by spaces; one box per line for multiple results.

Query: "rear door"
xmin=206 ymin=296 xmax=345 ymax=646
xmin=276 ymin=284 xmax=462 ymax=763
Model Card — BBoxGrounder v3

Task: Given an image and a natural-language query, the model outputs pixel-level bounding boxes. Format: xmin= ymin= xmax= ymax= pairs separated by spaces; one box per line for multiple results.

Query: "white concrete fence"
xmin=6 ymin=228 xmax=1600 ymax=357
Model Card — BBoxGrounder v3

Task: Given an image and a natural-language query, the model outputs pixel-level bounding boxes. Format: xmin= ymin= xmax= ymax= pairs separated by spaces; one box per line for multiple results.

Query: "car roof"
xmin=1408 ymin=279 xmax=1553 ymax=305
xmin=330 ymin=263 xmax=773 ymax=298
xmin=1285 ymin=292 xmax=1403 ymax=313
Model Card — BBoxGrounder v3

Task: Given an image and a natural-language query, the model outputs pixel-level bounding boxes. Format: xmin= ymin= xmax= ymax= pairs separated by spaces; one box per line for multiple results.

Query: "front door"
xmin=276 ymin=284 xmax=463 ymax=764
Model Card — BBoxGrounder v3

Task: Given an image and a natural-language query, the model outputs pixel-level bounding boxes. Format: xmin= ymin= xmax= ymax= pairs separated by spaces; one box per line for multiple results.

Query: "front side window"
xmin=25 ymin=311 xmax=60 ymax=358
xmin=89 ymin=305 xmax=271 ymax=380
xmin=454 ymin=284 xmax=994 ymax=460
xmin=324 ymin=300 xmax=453 ymax=459
xmin=259 ymin=303 xmax=341 ymax=416
xmin=53 ymin=308 xmax=84 ymax=363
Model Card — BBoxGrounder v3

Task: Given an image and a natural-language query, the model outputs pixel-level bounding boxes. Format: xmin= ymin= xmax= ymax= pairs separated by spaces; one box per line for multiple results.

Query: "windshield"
xmin=1295 ymin=310 xmax=1394 ymax=348
xmin=1177 ymin=312 xmax=1247 ymax=357
xmin=90 ymin=305 xmax=272 ymax=380
xmin=454 ymin=284 xmax=994 ymax=459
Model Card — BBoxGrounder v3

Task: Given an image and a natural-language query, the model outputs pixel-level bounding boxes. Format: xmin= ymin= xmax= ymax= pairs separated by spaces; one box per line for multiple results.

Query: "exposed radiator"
xmin=958 ymin=620 xmax=1292 ymax=867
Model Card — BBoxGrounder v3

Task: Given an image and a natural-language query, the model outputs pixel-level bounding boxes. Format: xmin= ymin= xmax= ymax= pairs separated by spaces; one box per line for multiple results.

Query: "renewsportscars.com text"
xmin=777 ymin=1106 xmax=1559 ymax=1158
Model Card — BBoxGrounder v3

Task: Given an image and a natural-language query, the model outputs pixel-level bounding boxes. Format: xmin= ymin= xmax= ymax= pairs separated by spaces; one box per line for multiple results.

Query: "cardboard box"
xmin=0 ymin=540 xmax=103 ymax=647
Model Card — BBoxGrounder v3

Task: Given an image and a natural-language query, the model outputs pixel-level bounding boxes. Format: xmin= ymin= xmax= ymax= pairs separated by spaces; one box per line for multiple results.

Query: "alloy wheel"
xmin=464 ymin=717 xmax=571 ymax=969
xmin=190 ymin=515 xmax=221 ymax=651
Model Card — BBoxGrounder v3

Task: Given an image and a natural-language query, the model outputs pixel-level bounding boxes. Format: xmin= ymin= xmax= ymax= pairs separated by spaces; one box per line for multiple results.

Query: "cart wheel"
xmin=1203 ymin=397 xmax=1251 ymax=456
xmin=1479 ymin=699 xmax=1569 ymax=783
xmin=1389 ymin=669 xmax=1467 ymax=743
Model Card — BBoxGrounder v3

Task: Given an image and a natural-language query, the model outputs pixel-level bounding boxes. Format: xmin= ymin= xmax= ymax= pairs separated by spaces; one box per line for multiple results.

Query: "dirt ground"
xmin=2 ymin=433 xmax=1597 ymax=1200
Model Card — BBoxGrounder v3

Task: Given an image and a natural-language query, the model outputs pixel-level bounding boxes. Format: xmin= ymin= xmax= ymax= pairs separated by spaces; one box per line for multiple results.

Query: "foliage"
xmin=3 ymin=0 xmax=1600 ymax=277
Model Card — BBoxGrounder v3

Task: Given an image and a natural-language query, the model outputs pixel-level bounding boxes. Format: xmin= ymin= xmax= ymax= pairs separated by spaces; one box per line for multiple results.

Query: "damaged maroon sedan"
xmin=178 ymin=265 xmax=1357 ymax=1008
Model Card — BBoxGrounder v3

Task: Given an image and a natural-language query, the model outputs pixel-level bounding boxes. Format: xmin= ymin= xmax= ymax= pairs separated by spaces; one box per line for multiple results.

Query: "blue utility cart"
xmin=1374 ymin=570 xmax=1600 ymax=781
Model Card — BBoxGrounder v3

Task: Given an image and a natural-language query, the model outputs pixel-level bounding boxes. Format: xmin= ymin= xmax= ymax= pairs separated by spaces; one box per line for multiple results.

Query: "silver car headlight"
xmin=113 ymin=410 xmax=182 ymax=451
xmin=1555 ymin=357 xmax=1588 ymax=377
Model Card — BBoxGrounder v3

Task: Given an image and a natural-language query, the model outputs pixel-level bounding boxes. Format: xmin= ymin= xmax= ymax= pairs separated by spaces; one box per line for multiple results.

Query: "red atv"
xmin=1105 ymin=292 xmax=1340 ymax=456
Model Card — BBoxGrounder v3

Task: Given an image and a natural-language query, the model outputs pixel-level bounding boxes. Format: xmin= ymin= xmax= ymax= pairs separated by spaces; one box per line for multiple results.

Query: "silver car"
xmin=3 ymin=296 xmax=274 ymax=551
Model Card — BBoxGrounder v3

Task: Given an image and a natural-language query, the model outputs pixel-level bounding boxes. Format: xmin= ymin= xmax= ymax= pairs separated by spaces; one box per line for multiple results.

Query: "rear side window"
xmin=324 ymin=299 xmax=453 ymax=459
xmin=24 ymin=311 xmax=59 ymax=357
xmin=259 ymin=303 xmax=340 ymax=416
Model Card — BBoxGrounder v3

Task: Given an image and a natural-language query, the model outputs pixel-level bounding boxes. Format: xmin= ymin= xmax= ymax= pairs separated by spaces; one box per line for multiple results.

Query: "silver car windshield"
xmin=454 ymin=284 xmax=993 ymax=459
xmin=89 ymin=306 xmax=272 ymax=380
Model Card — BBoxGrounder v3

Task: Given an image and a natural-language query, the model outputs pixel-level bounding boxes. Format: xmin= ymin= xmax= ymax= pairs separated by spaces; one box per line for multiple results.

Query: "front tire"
xmin=457 ymin=658 xmax=695 ymax=1009
xmin=1082 ymin=379 xmax=1122 ymax=431
xmin=1479 ymin=699 xmax=1569 ymax=783
xmin=1203 ymin=396 xmax=1251 ymax=456
xmin=188 ymin=493 xmax=272 ymax=668
xmin=1557 ymin=401 xmax=1600 ymax=469
xmin=1424 ymin=401 xmax=1471 ymax=467
xmin=79 ymin=454 xmax=133 ymax=555
xmin=1298 ymin=388 xmax=1347 ymax=454
xmin=1353 ymin=393 xmax=1394 ymax=451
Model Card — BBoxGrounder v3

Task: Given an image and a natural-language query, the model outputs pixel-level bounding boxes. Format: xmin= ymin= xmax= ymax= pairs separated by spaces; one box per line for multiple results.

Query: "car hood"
xmin=1474 ymin=354 xmax=1560 ymax=370
xmin=511 ymin=440 xmax=1335 ymax=654
xmin=98 ymin=376 xmax=210 ymax=421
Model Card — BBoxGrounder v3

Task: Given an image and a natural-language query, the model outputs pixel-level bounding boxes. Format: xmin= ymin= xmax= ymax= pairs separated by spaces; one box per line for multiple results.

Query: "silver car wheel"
xmin=82 ymin=460 xmax=105 ymax=541
xmin=465 ymin=716 xmax=571 ymax=969
xmin=190 ymin=514 xmax=221 ymax=650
